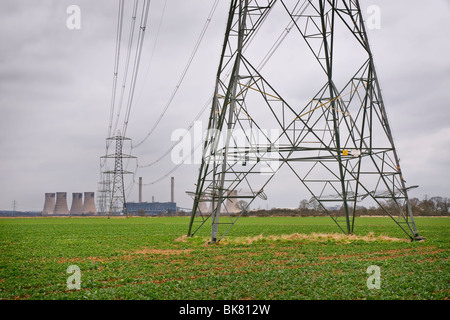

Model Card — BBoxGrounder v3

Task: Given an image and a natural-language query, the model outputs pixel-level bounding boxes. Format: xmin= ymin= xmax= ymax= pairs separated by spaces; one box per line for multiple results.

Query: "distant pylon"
xmin=101 ymin=130 xmax=136 ymax=217
xmin=188 ymin=0 xmax=421 ymax=242
xmin=97 ymin=173 xmax=111 ymax=215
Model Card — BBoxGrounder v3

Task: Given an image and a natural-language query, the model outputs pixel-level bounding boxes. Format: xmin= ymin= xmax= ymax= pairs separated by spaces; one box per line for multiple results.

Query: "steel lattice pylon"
xmin=101 ymin=130 xmax=135 ymax=218
xmin=97 ymin=173 xmax=111 ymax=215
xmin=187 ymin=0 xmax=422 ymax=242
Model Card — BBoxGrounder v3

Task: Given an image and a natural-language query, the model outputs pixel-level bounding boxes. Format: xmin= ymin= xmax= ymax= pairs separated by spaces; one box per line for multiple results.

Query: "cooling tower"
xmin=198 ymin=199 xmax=211 ymax=213
xmin=41 ymin=193 xmax=55 ymax=215
xmin=82 ymin=192 xmax=97 ymax=215
xmin=224 ymin=190 xmax=239 ymax=214
xmin=53 ymin=192 xmax=70 ymax=215
xmin=69 ymin=193 xmax=83 ymax=215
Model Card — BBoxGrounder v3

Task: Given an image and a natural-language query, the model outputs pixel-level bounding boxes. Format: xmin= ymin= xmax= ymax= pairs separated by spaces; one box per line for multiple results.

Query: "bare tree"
xmin=430 ymin=196 xmax=449 ymax=215
xmin=236 ymin=200 xmax=250 ymax=216
xmin=299 ymin=199 xmax=309 ymax=210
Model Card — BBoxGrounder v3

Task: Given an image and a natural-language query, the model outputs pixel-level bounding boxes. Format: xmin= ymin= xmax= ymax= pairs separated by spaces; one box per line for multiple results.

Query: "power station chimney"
xmin=53 ymin=192 xmax=69 ymax=215
xmin=82 ymin=192 xmax=97 ymax=215
xmin=171 ymin=177 xmax=174 ymax=203
xmin=139 ymin=177 xmax=142 ymax=203
xmin=69 ymin=193 xmax=83 ymax=215
xmin=41 ymin=193 xmax=55 ymax=216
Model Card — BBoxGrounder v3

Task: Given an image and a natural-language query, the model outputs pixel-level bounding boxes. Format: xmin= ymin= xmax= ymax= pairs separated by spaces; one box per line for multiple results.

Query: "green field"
xmin=0 ymin=216 xmax=448 ymax=300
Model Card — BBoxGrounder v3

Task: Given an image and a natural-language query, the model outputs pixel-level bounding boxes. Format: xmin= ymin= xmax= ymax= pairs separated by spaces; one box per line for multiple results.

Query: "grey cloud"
xmin=1 ymin=0 xmax=449 ymax=211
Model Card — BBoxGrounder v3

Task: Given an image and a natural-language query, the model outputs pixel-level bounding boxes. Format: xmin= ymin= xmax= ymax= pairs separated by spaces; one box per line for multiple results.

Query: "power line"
xmin=112 ymin=0 xmax=139 ymax=139
xmin=138 ymin=135 xmax=203 ymax=187
xmin=107 ymin=0 xmax=124 ymax=140
xmin=102 ymin=0 xmax=124 ymax=171
xmin=135 ymin=2 xmax=306 ymax=170
xmin=138 ymin=95 xmax=212 ymax=168
xmin=134 ymin=0 xmax=220 ymax=148
xmin=122 ymin=0 xmax=151 ymax=137
xmin=99 ymin=0 xmax=151 ymax=213
xmin=134 ymin=0 xmax=168 ymax=108
xmin=127 ymin=1 xmax=306 ymax=188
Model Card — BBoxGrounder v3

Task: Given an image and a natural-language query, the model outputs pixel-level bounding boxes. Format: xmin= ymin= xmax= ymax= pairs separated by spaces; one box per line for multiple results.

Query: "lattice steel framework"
xmin=187 ymin=0 xmax=422 ymax=242
xmin=97 ymin=172 xmax=111 ymax=215
xmin=101 ymin=130 xmax=135 ymax=217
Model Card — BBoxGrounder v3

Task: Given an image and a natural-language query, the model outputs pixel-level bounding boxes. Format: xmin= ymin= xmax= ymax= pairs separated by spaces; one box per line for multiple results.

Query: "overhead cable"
xmin=112 ymin=0 xmax=140 ymax=137
xmin=136 ymin=1 xmax=308 ymax=170
xmin=122 ymin=0 xmax=152 ymax=137
xmin=101 ymin=0 xmax=124 ymax=171
xmin=134 ymin=0 xmax=220 ymax=148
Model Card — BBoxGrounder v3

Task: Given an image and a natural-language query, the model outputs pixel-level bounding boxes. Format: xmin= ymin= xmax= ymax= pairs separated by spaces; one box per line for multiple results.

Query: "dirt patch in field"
xmin=56 ymin=248 xmax=192 ymax=265
xmin=174 ymin=235 xmax=189 ymax=242
xmin=361 ymin=246 xmax=447 ymax=261
xmin=218 ymin=232 xmax=408 ymax=245
xmin=318 ymin=246 xmax=445 ymax=262
xmin=57 ymin=256 xmax=109 ymax=264
xmin=132 ymin=248 xmax=192 ymax=255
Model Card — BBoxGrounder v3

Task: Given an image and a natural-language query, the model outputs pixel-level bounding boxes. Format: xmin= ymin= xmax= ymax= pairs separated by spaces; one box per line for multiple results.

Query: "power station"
xmin=41 ymin=192 xmax=98 ymax=216
xmin=40 ymin=176 xmax=177 ymax=217
xmin=126 ymin=176 xmax=178 ymax=216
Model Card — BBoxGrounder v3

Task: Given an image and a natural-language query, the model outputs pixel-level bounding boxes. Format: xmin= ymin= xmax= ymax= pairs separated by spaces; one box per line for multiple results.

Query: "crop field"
xmin=0 ymin=216 xmax=449 ymax=300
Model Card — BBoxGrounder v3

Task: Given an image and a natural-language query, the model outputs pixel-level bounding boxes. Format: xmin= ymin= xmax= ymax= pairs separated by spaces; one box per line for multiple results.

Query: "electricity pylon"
xmin=97 ymin=172 xmax=111 ymax=215
xmin=101 ymin=130 xmax=136 ymax=217
xmin=187 ymin=0 xmax=422 ymax=242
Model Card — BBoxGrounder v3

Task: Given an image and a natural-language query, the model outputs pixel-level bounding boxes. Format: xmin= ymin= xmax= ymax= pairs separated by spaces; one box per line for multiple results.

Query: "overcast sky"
xmin=1 ymin=0 xmax=449 ymax=212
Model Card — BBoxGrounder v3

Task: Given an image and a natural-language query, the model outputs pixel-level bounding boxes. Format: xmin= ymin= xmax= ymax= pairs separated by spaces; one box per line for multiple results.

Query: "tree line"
xmin=241 ymin=196 xmax=450 ymax=217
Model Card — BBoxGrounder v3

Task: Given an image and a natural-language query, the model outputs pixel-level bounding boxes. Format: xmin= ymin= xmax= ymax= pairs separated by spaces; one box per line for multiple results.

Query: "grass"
xmin=0 ymin=216 xmax=448 ymax=300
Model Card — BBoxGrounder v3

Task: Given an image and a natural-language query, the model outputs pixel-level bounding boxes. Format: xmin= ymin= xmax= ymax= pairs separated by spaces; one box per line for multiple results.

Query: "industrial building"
xmin=126 ymin=176 xmax=177 ymax=216
xmin=126 ymin=201 xmax=177 ymax=216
